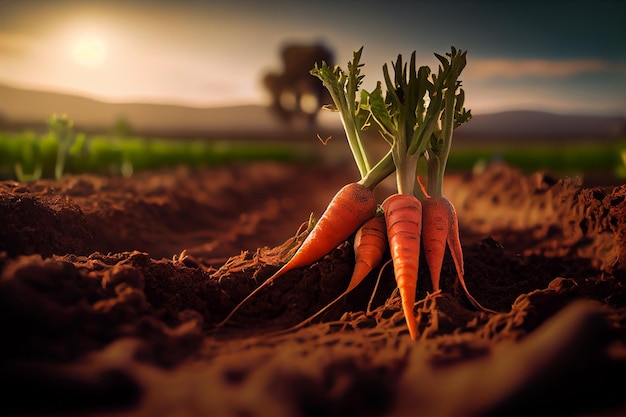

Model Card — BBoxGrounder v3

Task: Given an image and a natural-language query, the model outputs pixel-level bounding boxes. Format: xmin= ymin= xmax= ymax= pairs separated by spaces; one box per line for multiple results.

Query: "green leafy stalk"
xmin=426 ymin=47 xmax=472 ymax=197
xmin=360 ymin=148 xmax=395 ymax=190
xmin=365 ymin=52 xmax=442 ymax=197
xmin=311 ymin=47 xmax=471 ymax=199
xmin=382 ymin=60 xmax=414 ymax=194
xmin=311 ymin=47 xmax=371 ymax=178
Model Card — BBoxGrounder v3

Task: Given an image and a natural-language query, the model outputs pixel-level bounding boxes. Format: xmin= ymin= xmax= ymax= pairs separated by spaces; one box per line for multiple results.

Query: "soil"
xmin=1 ymin=160 xmax=626 ymax=417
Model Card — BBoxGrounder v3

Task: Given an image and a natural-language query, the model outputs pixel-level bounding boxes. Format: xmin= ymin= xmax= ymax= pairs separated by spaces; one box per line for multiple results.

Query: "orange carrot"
xmin=214 ymin=182 xmax=377 ymax=328
xmin=421 ymin=196 xmax=449 ymax=292
xmin=347 ymin=213 xmax=387 ymax=292
xmin=381 ymin=193 xmax=423 ymax=340
xmin=261 ymin=214 xmax=388 ymax=336
xmin=421 ymin=195 xmax=495 ymax=313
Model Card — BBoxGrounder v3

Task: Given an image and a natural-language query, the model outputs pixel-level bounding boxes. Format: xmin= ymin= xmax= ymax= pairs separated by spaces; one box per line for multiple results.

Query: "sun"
xmin=71 ymin=34 xmax=107 ymax=67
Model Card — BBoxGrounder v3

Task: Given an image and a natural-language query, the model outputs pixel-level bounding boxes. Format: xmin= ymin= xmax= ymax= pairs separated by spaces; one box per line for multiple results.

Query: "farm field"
xmin=1 ymin=72 xmax=625 ymax=416
xmin=1 ymin=127 xmax=624 ymax=183
xmin=2 ymin=2 xmax=625 ymax=415
xmin=1 ymin=154 xmax=626 ymax=416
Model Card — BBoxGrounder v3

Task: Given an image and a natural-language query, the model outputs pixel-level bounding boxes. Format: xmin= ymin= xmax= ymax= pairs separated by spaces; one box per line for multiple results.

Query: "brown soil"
xmin=1 ymin=161 xmax=626 ymax=417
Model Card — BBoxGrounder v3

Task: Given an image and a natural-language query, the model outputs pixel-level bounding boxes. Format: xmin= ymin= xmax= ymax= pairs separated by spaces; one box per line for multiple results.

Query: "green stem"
xmin=427 ymin=151 xmax=443 ymax=197
xmin=338 ymin=108 xmax=371 ymax=178
xmin=428 ymin=49 xmax=465 ymax=197
xmin=438 ymin=84 xmax=456 ymax=186
xmin=359 ymin=148 xmax=395 ymax=189
xmin=390 ymin=116 xmax=419 ymax=196
xmin=312 ymin=53 xmax=372 ymax=179
xmin=396 ymin=152 xmax=419 ymax=195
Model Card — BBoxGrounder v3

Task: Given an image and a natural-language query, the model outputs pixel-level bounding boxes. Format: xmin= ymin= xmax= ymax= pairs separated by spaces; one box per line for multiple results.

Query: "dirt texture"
xmin=1 ymin=161 xmax=626 ymax=417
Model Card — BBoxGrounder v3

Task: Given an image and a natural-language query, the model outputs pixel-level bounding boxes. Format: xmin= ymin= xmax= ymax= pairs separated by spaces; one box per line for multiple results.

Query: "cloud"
xmin=466 ymin=58 xmax=622 ymax=79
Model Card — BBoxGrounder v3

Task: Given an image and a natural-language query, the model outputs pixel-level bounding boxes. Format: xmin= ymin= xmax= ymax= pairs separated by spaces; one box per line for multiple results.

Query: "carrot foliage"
xmin=312 ymin=46 xmax=472 ymax=197
xmin=364 ymin=47 xmax=472 ymax=197
xmin=310 ymin=49 xmax=394 ymax=190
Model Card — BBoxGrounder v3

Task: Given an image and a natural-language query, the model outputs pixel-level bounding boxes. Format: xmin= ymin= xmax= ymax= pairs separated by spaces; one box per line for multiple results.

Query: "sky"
xmin=0 ymin=0 xmax=625 ymax=117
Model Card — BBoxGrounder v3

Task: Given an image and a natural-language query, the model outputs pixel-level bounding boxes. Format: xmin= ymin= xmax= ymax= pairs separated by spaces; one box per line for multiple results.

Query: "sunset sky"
xmin=0 ymin=0 xmax=624 ymax=116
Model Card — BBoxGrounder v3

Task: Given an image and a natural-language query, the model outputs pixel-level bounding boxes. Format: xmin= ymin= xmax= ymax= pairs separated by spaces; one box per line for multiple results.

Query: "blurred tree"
xmin=263 ymin=42 xmax=334 ymax=127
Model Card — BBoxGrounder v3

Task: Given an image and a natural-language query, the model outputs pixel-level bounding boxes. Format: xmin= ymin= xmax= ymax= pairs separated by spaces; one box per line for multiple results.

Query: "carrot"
xmin=260 ymin=214 xmax=388 ymax=336
xmin=381 ymin=193 xmax=423 ymax=340
xmin=347 ymin=213 xmax=387 ymax=292
xmin=421 ymin=194 xmax=495 ymax=313
xmin=214 ymin=182 xmax=377 ymax=328
xmin=421 ymin=195 xmax=455 ymax=292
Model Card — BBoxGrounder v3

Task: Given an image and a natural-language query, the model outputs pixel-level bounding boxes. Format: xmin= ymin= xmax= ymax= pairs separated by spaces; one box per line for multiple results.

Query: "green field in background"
xmin=0 ymin=131 xmax=315 ymax=181
xmin=447 ymin=143 xmax=622 ymax=175
xmin=1 ymin=128 xmax=624 ymax=181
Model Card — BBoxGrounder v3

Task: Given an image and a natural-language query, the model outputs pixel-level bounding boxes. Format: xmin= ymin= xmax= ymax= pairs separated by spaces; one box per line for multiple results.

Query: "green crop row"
xmin=447 ymin=142 xmax=624 ymax=176
xmin=1 ymin=119 xmax=624 ymax=182
xmin=0 ymin=129 xmax=313 ymax=181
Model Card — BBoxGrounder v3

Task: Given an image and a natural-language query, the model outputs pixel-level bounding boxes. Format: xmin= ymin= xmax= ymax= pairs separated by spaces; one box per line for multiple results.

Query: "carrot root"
xmin=348 ymin=214 xmax=387 ymax=292
xmin=257 ymin=214 xmax=388 ymax=337
xmin=381 ymin=194 xmax=423 ymax=340
xmin=421 ymin=196 xmax=450 ymax=292
xmin=214 ymin=182 xmax=377 ymax=329
xmin=422 ymin=195 xmax=496 ymax=313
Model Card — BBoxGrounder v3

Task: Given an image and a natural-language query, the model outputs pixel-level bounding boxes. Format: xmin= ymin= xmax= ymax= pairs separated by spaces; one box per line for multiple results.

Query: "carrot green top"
xmin=312 ymin=46 xmax=472 ymax=197
xmin=310 ymin=48 xmax=372 ymax=179
xmin=424 ymin=48 xmax=472 ymax=197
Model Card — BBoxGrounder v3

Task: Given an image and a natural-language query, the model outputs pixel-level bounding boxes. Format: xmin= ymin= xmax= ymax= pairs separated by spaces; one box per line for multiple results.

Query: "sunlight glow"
xmin=71 ymin=34 xmax=107 ymax=67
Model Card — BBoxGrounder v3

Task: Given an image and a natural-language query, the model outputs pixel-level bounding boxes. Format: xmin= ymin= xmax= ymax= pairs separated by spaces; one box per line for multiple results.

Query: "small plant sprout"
xmin=47 ymin=113 xmax=76 ymax=179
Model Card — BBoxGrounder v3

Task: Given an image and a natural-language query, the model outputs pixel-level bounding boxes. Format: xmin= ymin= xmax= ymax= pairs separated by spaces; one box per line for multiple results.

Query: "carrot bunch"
xmin=364 ymin=47 xmax=494 ymax=339
xmin=214 ymin=49 xmax=394 ymax=329
xmin=214 ymin=47 xmax=493 ymax=338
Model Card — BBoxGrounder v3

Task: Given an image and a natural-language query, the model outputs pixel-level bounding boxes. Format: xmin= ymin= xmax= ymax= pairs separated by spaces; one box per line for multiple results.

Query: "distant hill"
xmin=455 ymin=110 xmax=625 ymax=143
xmin=0 ymin=83 xmax=296 ymax=139
xmin=0 ymin=83 xmax=624 ymax=143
